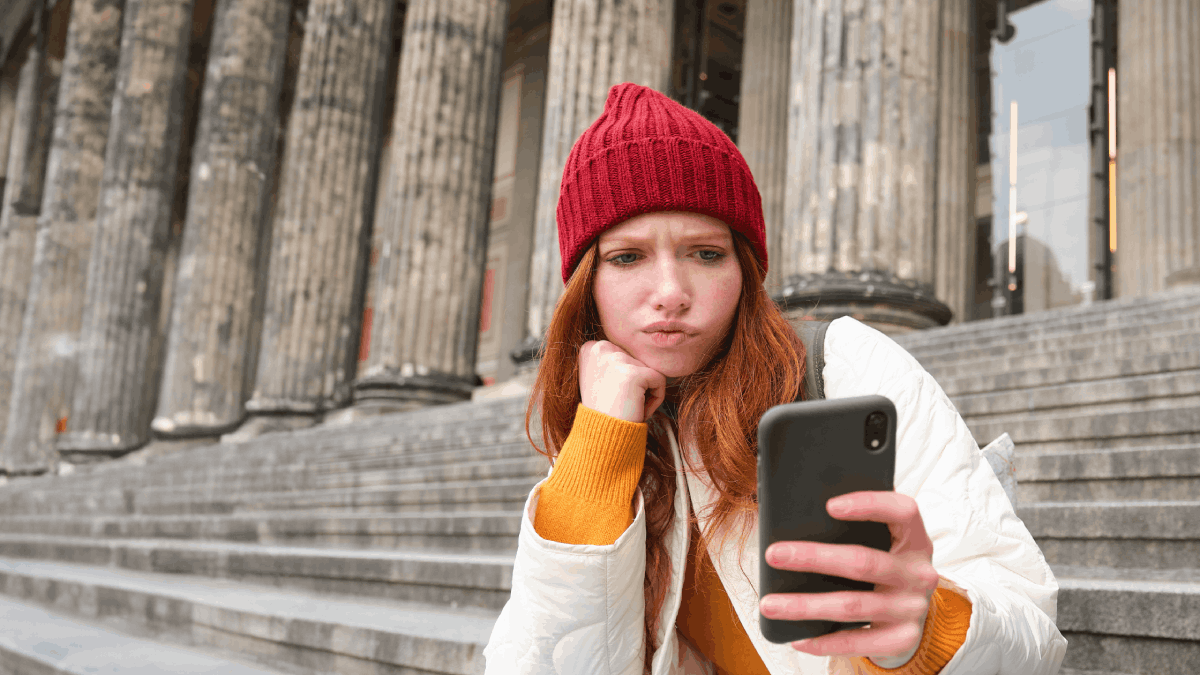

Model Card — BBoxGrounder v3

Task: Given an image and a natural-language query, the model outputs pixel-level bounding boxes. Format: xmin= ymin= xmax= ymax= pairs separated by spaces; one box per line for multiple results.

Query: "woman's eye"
xmin=697 ymin=250 xmax=724 ymax=262
xmin=609 ymin=253 xmax=639 ymax=265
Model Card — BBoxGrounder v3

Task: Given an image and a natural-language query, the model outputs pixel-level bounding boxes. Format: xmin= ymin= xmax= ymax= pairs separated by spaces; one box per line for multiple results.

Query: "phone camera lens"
xmin=864 ymin=411 xmax=888 ymax=453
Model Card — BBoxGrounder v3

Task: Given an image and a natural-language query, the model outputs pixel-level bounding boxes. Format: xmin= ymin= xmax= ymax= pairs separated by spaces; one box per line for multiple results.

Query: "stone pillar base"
xmin=509 ymin=336 xmax=542 ymax=374
xmin=774 ymin=271 xmax=952 ymax=336
xmin=353 ymin=372 xmax=477 ymax=409
xmin=56 ymin=431 xmax=144 ymax=459
xmin=1165 ymin=267 xmax=1200 ymax=290
xmin=150 ymin=413 xmax=243 ymax=439
xmin=321 ymin=401 xmax=423 ymax=427
xmin=116 ymin=436 xmax=219 ymax=466
xmin=219 ymin=413 xmax=317 ymax=444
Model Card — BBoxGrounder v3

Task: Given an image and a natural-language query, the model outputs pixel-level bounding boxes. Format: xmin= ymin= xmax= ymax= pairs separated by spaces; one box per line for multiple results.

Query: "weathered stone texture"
xmin=3 ymin=0 xmax=124 ymax=472
xmin=779 ymin=0 xmax=948 ymax=331
xmin=57 ymin=0 xmax=197 ymax=455
xmin=0 ymin=64 xmax=18 ymax=203
xmin=0 ymin=29 xmax=60 ymax=453
xmin=738 ymin=0 xmax=790 ymax=293
xmin=934 ymin=0 xmax=976 ymax=324
xmin=521 ymin=0 xmax=674 ymax=354
xmin=246 ymin=0 xmax=393 ymax=414
xmin=1116 ymin=0 xmax=1200 ymax=295
xmin=355 ymin=0 xmax=508 ymax=407
xmin=152 ymin=0 xmax=291 ymax=437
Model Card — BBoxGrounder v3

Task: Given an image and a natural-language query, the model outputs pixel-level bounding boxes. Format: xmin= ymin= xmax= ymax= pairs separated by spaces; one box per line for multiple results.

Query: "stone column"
xmin=0 ymin=18 xmax=61 ymax=452
xmin=738 ymin=0 xmax=791 ymax=295
xmin=2 ymin=0 xmax=124 ymax=472
xmin=515 ymin=0 xmax=675 ymax=364
xmin=777 ymin=0 xmax=950 ymax=333
xmin=0 ymin=64 xmax=19 ymax=204
xmin=1115 ymin=0 xmax=1200 ymax=295
xmin=934 ymin=0 xmax=976 ymax=324
xmin=55 ymin=0 xmax=197 ymax=457
xmin=150 ymin=0 xmax=291 ymax=439
xmin=352 ymin=0 xmax=508 ymax=410
xmin=239 ymin=0 xmax=393 ymax=425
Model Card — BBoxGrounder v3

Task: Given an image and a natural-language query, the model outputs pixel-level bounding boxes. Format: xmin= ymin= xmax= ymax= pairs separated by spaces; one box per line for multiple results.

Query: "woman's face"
xmin=593 ymin=211 xmax=743 ymax=379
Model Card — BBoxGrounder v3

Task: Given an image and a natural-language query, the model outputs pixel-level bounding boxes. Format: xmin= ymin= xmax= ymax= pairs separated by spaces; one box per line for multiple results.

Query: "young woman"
xmin=483 ymin=83 xmax=1066 ymax=675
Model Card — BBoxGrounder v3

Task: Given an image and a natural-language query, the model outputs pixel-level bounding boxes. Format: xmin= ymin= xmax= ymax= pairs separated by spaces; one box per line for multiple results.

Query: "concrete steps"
xmin=1053 ymin=565 xmax=1200 ymax=674
xmin=0 ymin=511 xmax=525 ymax=552
xmin=0 ymin=557 xmax=495 ymax=675
xmin=0 ymin=288 xmax=1194 ymax=672
xmin=0 ymin=594 xmax=289 ymax=675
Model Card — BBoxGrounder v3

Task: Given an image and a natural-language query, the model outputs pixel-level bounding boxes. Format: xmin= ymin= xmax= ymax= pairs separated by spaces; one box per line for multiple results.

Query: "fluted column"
xmin=778 ymin=0 xmax=950 ymax=333
xmin=0 ymin=65 xmax=19 ymax=203
xmin=934 ymin=0 xmax=976 ymax=324
xmin=2 ymin=0 xmax=124 ymax=472
xmin=56 ymin=0 xmax=196 ymax=456
xmin=738 ymin=0 xmax=791 ymax=294
xmin=0 ymin=18 xmax=60 ymax=453
xmin=515 ymin=0 xmax=674 ymax=363
xmin=353 ymin=0 xmax=507 ymax=408
xmin=1116 ymin=0 xmax=1200 ymax=295
xmin=243 ymin=0 xmax=393 ymax=417
xmin=150 ymin=0 xmax=290 ymax=439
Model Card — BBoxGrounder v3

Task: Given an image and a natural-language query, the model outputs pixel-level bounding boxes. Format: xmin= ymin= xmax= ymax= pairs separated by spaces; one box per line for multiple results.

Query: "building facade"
xmin=0 ymin=0 xmax=1196 ymax=473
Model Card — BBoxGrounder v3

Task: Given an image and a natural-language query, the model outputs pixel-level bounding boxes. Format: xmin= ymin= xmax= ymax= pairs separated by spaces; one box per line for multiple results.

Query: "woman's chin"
xmin=631 ymin=350 xmax=702 ymax=380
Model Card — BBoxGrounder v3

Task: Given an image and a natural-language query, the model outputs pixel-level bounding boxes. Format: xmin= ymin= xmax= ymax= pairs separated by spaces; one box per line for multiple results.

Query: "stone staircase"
xmin=899 ymin=289 xmax=1200 ymax=674
xmin=0 ymin=288 xmax=1197 ymax=673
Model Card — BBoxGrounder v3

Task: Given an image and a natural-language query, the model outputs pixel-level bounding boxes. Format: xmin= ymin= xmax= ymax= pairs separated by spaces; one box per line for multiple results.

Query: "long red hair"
xmin=526 ymin=230 xmax=805 ymax=673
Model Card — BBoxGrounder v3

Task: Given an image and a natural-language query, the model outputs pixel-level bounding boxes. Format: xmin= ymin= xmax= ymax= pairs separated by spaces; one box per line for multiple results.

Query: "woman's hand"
xmin=758 ymin=491 xmax=939 ymax=660
xmin=579 ymin=340 xmax=666 ymax=423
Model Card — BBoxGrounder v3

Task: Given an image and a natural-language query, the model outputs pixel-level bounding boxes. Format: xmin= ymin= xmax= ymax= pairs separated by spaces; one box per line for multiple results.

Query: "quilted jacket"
xmin=483 ymin=317 xmax=1068 ymax=675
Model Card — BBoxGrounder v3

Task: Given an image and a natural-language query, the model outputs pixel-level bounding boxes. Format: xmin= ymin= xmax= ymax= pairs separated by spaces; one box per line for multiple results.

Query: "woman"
xmin=483 ymin=83 xmax=1066 ymax=675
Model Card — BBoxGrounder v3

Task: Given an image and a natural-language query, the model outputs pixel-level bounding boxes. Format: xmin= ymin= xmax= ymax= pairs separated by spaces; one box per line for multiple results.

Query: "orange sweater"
xmin=533 ymin=405 xmax=972 ymax=675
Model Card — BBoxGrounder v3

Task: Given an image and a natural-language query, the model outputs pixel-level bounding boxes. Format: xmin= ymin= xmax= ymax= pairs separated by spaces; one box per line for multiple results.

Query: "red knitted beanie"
xmin=556 ymin=83 xmax=767 ymax=283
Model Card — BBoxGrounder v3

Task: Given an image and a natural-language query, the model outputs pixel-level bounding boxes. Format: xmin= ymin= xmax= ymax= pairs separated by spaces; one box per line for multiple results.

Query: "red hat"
xmin=556 ymin=83 xmax=767 ymax=283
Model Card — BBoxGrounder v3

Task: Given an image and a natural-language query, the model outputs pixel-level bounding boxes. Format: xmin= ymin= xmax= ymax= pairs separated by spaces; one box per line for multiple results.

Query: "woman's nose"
xmin=649 ymin=258 xmax=690 ymax=311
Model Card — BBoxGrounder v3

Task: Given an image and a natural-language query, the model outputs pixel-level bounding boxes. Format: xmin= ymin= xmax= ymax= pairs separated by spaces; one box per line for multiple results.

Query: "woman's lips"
xmin=647 ymin=330 xmax=692 ymax=347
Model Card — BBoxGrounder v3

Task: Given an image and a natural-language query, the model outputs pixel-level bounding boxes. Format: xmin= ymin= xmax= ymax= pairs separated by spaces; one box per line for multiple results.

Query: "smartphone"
xmin=756 ymin=395 xmax=897 ymax=644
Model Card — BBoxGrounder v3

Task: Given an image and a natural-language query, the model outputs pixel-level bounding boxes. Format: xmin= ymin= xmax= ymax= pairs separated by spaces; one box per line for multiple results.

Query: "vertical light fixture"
xmin=1108 ymin=67 xmax=1117 ymax=253
xmin=1008 ymin=100 xmax=1028 ymax=291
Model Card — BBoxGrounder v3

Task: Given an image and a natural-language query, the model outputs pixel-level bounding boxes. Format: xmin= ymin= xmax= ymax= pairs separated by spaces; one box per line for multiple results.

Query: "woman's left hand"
xmin=758 ymin=491 xmax=940 ymax=660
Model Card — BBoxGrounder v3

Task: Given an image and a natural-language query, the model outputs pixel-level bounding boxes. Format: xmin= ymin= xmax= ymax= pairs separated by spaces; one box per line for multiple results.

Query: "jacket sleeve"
xmin=482 ymin=414 xmax=649 ymax=675
xmin=821 ymin=317 xmax=1068 ymax=675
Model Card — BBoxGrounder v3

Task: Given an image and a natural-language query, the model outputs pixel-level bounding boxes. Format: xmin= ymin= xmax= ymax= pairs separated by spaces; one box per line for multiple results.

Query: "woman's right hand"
xmin=578 ymin=340 xmax=667 ymax=423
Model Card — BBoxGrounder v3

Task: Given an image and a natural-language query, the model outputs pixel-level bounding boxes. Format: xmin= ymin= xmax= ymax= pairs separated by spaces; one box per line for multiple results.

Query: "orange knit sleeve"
xmin=853 ymin=586 xmax=973 ymax=675
xmin=532 ymin=404 xmax=648 ymax=546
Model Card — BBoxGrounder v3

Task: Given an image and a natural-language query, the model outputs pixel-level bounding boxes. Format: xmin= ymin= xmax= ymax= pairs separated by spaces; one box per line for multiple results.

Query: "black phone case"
xmin=757 ymin=395 xmax=897 ymax=644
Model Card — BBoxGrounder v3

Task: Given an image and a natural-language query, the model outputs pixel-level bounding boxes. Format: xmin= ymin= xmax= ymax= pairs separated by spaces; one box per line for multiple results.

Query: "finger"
xmin=641 ymin=370 xmax=667 ymax=419
xmin=759 ymin=591 xmax=927 ymax=625
xmin=790 ymin=620 xmax=923 ymax=659
xmin=764 ymin=541 xmax=935 ymax=589
xmin=827 ymin=491 xmax=934 ymax=553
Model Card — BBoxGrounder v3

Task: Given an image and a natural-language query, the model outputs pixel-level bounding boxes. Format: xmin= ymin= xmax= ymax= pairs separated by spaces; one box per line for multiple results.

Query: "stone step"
xmin=1017 ymin=445 xmax=1200 ymax=502
xmin=909 ymin=311 xmax=1200 ymax=373
xmin=901 ymin=298 xmax=1200 ymax=362
xmin=0 ymin=534 xmax=514 ymax=610
xmin=1020 ymin=501 xmax=1200 ymax=570
xmin=0 ymin=439 xmax=542 ymax=517
xmin=920 ymin=328 xmax=1200 ymax=383
xmin=966 ymin=403 xmax=1200 ymax=453
xmin=0 ymin=511 xmax=524 ymax=553
xmin=1053 ymin=565 xmax=1200 ymax=675
xmin=0 ymin=557 xmax=496 ymax=675
xmin=0 ymin=471 xmax=541 ymax=518
xmin=895 ymin=290 xmax=1200 ymax=351
xmin=0 ymin=595 xmax=288 ymax=675
xmin=952 ymin=368 xmax=1200 ymax=419
xmin=934 ymin=348 xmax=1200 ymax=399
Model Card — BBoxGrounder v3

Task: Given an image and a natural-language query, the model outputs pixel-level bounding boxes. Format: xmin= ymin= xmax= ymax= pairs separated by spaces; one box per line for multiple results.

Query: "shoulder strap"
xmin=795 ymin=320 xmax=831 ymax=402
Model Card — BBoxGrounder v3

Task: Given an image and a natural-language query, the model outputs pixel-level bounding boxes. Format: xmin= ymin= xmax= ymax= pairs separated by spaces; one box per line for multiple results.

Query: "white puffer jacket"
xmin=483 ymin=317 xmax=1067 ymax=675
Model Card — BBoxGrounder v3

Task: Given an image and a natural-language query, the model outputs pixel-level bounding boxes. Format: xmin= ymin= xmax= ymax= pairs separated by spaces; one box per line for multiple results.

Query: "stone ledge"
xmin=0 ymin=557 xmax=496 ymax=675
xmin=0 ymin=595 xmax=286 ymax=675
xmin=1056 ymin=570 xmax=1200 ymax=641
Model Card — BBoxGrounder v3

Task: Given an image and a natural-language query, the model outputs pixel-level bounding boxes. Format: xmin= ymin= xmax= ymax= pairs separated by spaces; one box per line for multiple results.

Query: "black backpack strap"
xmin=795 ymin=320 xmax=831 ymax=401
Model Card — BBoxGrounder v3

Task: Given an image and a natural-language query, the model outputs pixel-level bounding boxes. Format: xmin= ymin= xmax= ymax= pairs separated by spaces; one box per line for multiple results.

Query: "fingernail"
xmin=760 ymin=598 xmax=781 ymax=616
xmin=827 ymin=497 xmax=849 ymax=513
xmin=792 ymin=639 xmax=813 ymax=651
